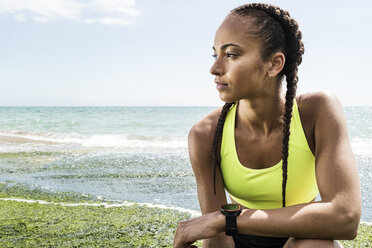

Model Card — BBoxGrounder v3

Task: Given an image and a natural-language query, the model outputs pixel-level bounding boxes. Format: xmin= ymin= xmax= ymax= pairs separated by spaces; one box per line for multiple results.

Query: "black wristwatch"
xmin=220 ymin=203 xmax=242 ymax=236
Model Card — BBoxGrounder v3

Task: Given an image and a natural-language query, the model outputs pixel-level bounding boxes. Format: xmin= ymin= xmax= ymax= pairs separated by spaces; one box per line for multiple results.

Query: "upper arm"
xmin=310 ymin=92 xmax=361 ymax=218
xmin=188 ymin=109 xmax=228 ymax=215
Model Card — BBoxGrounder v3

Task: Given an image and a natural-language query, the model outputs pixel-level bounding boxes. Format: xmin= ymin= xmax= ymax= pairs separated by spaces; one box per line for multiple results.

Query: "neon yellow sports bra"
xmin=220 ymin=100 xmax=318 ymax=209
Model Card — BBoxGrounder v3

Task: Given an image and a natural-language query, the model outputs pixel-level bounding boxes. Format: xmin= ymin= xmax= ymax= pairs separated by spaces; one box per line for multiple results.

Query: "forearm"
xmin=233 ymin=201 xmax=359 ymax=240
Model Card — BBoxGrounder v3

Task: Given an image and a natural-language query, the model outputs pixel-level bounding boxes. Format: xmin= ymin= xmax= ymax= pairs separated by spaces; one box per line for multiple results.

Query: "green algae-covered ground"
xmin=0 ymin=182 xmax=199 ymax=247
xmin=0 ymin=200 xmax=189 ymax=247
xmin=0 ymin=183 xmax=370 ymax=247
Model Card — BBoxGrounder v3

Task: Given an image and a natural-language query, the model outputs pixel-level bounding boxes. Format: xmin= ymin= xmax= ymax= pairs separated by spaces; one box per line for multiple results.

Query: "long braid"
xmin=281 ymin=72 xmax=298 ymax=206
xmin=211 ymin=3 xmax=304 ymax=206
xmin=212 ymin=102 xmax=234 ymax=195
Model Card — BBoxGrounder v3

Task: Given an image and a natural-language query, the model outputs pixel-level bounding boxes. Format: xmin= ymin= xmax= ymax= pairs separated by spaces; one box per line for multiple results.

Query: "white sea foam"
xmin=2 ymin=129 xmax=372 ymax=156
xmin=0 ymin=130 xmax=187 ymax=153
xmin=351 ymin=137 xmax=372 ymax=157
xmin=0 ymin=198 xmax=201 ymax=218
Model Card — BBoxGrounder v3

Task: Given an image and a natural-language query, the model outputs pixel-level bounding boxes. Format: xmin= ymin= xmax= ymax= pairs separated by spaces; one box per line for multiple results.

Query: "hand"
xmin=173 ymin=211 xmax=225 ymax=248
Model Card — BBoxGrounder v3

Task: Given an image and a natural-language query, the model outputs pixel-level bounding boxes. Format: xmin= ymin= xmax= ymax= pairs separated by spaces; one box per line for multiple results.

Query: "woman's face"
xmin=210 ymin=15 xmax=271 ymax=103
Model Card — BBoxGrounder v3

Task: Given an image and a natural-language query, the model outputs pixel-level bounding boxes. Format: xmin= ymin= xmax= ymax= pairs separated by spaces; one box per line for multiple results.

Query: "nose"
xmin=210 ymin=58 xmax=225 ymax=76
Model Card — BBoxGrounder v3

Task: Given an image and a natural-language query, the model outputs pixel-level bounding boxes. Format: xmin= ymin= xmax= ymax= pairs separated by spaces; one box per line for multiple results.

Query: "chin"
xmin=219 ymin=94 xmax=238 ymax=104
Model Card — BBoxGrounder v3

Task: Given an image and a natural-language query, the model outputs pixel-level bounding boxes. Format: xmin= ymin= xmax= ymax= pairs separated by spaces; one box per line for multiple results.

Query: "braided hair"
xmin=212 ymin=3 xmax=304 ymax=207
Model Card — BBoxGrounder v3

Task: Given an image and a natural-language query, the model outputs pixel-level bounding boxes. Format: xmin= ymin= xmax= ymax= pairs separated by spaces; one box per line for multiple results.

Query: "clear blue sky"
xmin=1 ymin=0 xmax=371 ymax=106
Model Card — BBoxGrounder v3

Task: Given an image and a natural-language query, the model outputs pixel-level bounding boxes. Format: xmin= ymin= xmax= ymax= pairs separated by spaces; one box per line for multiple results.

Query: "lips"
xmin=215 ymin=81 xmax=228 ymax=90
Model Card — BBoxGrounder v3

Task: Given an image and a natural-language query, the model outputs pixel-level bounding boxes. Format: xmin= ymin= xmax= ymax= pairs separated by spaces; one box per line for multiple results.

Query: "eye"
xmin=226 ymin=52 xmax=237 ymax=58
xmin=212 ymin=54 xmax=217 ymax=60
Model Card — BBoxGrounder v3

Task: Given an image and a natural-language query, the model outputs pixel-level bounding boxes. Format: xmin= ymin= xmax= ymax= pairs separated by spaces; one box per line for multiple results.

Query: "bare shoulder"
xmin=297 ymin=91 xmax=350 ymax=157
xmin=188 ymin=107 xmax=223 ymax=174
xmin=296 ymin=91 xmax=346 ymax=154
xmin=297 ymin=91 xmax=344 ymax=119
xmin=188 ymin=107 xmax=222 ymax=148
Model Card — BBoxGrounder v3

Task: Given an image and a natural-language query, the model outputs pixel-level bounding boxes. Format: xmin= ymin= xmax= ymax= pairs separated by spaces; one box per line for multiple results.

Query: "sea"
xmin=0 ymin=106 xmax=371 ymax=222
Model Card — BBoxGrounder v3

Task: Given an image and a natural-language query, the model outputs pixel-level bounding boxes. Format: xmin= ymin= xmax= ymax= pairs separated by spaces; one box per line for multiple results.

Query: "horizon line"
xmin=0 ymin=104 xmax=371 ymax=107
xmin=0 ymin=105 xmax=220 ymax=108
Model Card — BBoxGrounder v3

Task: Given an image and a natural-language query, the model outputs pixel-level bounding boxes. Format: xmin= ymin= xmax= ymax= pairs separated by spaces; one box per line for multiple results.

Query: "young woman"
xmin=173 ymin=3 xmax=361 ymax=248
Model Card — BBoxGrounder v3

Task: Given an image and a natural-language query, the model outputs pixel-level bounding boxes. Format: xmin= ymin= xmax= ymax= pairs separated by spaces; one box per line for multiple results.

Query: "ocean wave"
xmin=0 ymin=130 xmax=188 ymax=153
xmin=2 ymin=129 xmax=372 ymax=157
xmin=37 ymin=172 xmax=194 ymax=180
xmin=351 ymin=137 xmax=372 ymax=157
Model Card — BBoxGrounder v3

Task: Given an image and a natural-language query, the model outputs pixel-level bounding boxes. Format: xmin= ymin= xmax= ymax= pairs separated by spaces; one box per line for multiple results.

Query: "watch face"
xmin=222 ymin=203 xmax=241 ymax=211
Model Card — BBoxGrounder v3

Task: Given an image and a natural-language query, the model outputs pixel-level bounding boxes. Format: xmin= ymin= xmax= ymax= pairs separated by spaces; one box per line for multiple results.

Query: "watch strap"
xmin=225 ymin=214 xmax=237 ymax=236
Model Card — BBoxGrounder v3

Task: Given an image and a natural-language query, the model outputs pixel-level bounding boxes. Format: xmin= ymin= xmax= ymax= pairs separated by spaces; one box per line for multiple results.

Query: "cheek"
xmin=229 ymin=64 xmax=248 ymax=80
xmin=237 ymin=59 xmax=265 ymax=81
xmin=230 ymin=64 xmax=256 ymax=86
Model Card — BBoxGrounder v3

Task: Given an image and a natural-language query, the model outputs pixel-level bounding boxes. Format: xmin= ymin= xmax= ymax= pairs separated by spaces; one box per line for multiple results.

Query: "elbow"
xmin=334 ymin=205 xmax=361 ymax=240
xmin=344 ymin=210 xmax=361 ymax=240
xmin=340 ymin=213 xmax=359 ymax=240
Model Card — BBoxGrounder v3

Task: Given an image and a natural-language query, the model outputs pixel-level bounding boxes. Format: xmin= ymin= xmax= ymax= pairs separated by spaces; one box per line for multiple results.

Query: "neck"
xmin=237 ymin=92 xmax=285 ymax=136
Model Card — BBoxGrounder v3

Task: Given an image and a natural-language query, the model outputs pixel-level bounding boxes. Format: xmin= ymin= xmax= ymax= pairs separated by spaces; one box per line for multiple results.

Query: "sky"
xmin=0 ymin=0 xmax=371 ymax=106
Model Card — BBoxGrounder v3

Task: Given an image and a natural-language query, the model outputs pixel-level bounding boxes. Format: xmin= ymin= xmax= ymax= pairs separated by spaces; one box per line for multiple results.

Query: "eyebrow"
xmin=212 ymin=43 xmax=241 ymax=51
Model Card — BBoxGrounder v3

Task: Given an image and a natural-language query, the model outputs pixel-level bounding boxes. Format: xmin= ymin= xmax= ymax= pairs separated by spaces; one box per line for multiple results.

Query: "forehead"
xmin=214 ymin=14 xmax=260 ymax=50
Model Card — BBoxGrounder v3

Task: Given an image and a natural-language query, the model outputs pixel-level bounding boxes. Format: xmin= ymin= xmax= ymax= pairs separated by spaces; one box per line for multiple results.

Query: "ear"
xmin=267 ymin=52 xmax=285 ymax=78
